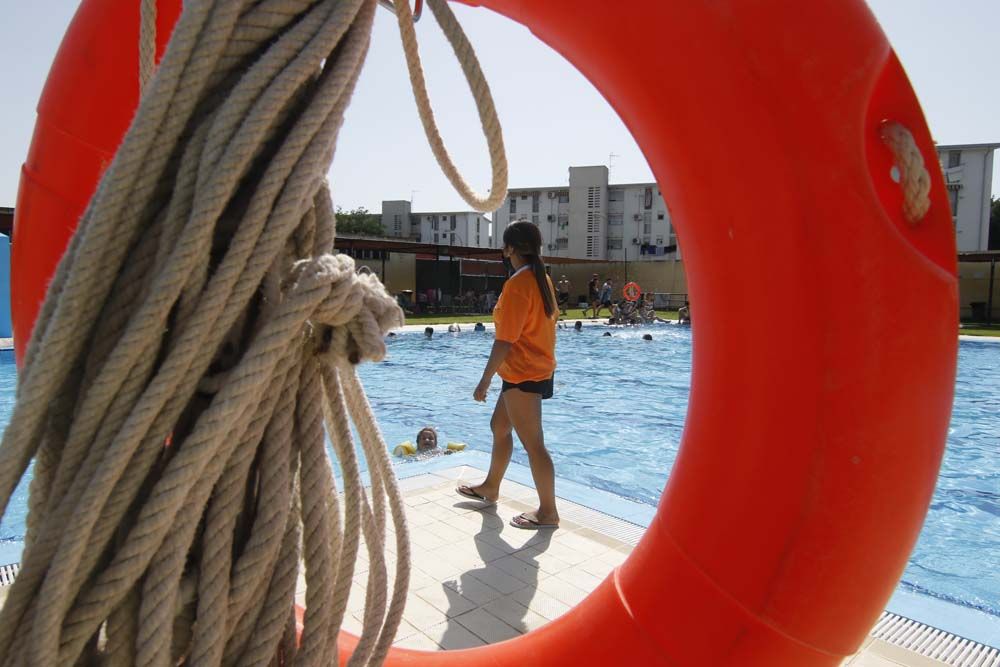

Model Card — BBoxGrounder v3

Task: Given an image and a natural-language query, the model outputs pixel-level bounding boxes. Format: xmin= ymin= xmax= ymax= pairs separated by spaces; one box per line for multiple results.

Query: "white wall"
xmin=937 ymin=145 xmax=996 ymax=252
xmin=380 ymin=200 xmax=412 ymax=238
xmin=568 ymin=166 xmax=609 ymax=260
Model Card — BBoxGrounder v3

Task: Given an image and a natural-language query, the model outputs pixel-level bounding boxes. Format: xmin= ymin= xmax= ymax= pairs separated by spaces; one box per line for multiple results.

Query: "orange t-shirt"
xmin=493 ymin=267 xmax=557 ymax=383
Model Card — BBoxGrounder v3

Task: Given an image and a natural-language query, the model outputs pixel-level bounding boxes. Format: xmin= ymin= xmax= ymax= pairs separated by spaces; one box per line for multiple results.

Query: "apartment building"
xmin=936 ymin=143 xmax=997 ymax=252
xmin=380 ymin=200 xmax=492 ymax=248
xmin=491 ymin=166 xmax=676 ymax=261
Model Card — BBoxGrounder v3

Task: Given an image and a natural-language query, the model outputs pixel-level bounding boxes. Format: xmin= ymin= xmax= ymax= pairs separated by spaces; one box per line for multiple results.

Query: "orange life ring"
xmin=13 ymin=0 xmax=958 ymax=665
xmin=622 ymin=281 xmax=641 ymax=302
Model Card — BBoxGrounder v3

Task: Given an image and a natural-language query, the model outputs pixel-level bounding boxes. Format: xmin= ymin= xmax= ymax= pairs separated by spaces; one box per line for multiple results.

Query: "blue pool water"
xmin=0 ymin=331 xmax=998 ymax=634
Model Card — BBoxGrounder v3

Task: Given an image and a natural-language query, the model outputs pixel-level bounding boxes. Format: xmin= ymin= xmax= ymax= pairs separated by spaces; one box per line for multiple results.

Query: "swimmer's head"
xmin=603 ymin=332 xmax=612 ymax=337
xmin=424 ymin=327 xmax=433 ymax=338
xmin=574 ymin=321 xmax=582 ymax=330
xmin=416 ymin=427 xmax=438 ymax=451
xmin=642 ymin=334 xmax=653 ymax=341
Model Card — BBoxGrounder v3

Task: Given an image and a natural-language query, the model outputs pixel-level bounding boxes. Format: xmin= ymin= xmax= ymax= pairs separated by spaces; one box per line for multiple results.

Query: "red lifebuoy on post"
xmin=14 ymin=0 xmax=957 ymax=665
xmin=622 ymin=281 xmax=641 ymax=302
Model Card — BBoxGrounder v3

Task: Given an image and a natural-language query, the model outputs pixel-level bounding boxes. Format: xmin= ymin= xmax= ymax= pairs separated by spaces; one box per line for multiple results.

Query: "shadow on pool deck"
xmin=436 ymin=504 xmax=554 ymax=649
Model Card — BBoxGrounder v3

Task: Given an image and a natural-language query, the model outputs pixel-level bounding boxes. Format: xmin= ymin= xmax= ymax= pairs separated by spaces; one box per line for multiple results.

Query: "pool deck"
xmin=292 ymin=458 xmax=998 ymax=666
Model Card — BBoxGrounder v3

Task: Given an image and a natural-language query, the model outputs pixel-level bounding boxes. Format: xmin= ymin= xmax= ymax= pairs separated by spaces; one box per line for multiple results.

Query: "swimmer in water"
xmin=416 ymin=426 xmax=438 ymax=452
xmin=424 ymin=327 xmax=434 ymax=338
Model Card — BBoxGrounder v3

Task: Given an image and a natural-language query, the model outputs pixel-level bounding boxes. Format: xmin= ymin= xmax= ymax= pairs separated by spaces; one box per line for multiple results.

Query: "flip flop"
xmin=456 ymin=485 xmax=495 ymax=505
xmin=509 ymin=512 xmax=559 ymax=530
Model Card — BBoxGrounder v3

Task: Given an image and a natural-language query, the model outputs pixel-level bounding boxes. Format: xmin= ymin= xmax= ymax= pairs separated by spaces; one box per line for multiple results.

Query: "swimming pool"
xmin=0 ymin=330 xmax=997 ymax=636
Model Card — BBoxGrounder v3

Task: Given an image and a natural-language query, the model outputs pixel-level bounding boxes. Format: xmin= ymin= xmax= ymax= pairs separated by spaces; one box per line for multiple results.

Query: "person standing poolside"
xmin=585 ymin=273 xmax=600 ymax=317
xmin=458 ymin=221 xmax=560 ymax=530
xmin=556 ymin=275 xmax=572 ymax=316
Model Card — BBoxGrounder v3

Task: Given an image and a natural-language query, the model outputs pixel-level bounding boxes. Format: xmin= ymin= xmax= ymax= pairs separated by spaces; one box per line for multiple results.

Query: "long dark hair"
xmin=503 ymin=221 xmax=557 ymax=318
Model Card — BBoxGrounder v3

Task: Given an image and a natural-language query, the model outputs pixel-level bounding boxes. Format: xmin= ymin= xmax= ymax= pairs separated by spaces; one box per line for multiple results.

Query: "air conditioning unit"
xmin=633 ymin=214 xmax=642 ymax=221
xmin=547 ymin=214 xmax=555 ymax=222
xmin=547 ymin=191 xmax=557 ymax=199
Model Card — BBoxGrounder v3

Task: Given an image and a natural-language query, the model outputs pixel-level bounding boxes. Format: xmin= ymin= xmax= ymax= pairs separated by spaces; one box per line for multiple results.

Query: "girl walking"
xmin=458 ymin=221 xmax=559 ymax=529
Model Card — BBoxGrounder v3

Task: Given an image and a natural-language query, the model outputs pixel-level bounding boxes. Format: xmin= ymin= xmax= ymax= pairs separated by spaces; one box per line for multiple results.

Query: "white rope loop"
xmin=880 ymin=120 xmax=932 ymax=225
xmin=393 ymin=0 xmax=509 ymax=213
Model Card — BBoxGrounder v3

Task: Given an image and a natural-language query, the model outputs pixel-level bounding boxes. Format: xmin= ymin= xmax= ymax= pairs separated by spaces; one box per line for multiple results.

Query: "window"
xmin=643 ymin=211 xmax=652 ymax=234
xmin=656 ymin=236 xmax=663 ymax=245
xmin=948 ymin=150 xmax=962 ymax=168
xmin=441 ymin=215 xmax=447 ymax=222
xmin=509 ymin=197 xmax=516 ymax=213
xmin=608 ymin=189 xmax=624 ymax=202
xmin=532 ymin=192 xmax=540 ymax=213
xmin=657 ymin=212 xmax=665 ymax=220
xmin=558 ymin=192 xmax=569 ymax=203
xmin=476 ymin=235 xmax=480 ymax=245
xmin=521 ymin=194 xmax=528 ymax=200
xmin=557 ymin=214 xmax=569 ymax=226
xmin=532 ymin=215 xmax=539 ymax=225
xmin=434 ymin=233 xmax=439 ymax=243
xmin=586 ymin=211 xmax=599 ymax=233
xmin=949 ymin=187 xmax=960 ymax=216
xmin=476 ymin=219 xmax=481 ymax=233
xmin=586 ymin=236 xmax=597 ymax=257
xmin=608 ymin=213 xmax=623 ymax=226
xmin=393 ymin=214 xmax=402 ymax=232
xmin=556 ymin=238 xmax=568 ymax=249
xmin=607 ymin=238 xmax=623 ymax=250
xmin=432 ymin=219 xmax=439 ymax=231
xmin=450 ymin=215 xmax=457 ymax=230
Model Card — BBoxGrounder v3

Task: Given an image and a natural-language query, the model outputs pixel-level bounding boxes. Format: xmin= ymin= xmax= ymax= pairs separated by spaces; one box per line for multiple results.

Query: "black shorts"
xmin=558 ymin=292 xmax=569 ymax=304
xmin=501 ymin=375 xmax=554 ymax=399
xmin=601 ymin=298 xmax=612 ymax=307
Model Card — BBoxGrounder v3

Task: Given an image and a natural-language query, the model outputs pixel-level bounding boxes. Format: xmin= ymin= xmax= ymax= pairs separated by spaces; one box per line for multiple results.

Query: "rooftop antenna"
xmin=410 ymin=189 xmax=419 ymax=206
xmin=609 ymin=152 xmax=620 ymax=179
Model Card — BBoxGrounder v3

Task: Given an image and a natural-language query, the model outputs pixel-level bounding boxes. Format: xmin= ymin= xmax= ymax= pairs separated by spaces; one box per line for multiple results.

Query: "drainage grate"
xmin=871 ymin=612 xmax=1000 ymax=666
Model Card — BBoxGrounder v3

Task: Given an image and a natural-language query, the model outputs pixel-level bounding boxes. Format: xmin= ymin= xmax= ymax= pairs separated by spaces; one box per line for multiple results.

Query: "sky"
xmin=1 ymin=1 xmax=998 ymax=214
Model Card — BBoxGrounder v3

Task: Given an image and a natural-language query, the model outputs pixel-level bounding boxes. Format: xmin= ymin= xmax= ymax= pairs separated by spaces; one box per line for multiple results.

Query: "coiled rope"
xmin=0 ymin=0 xmax=506 ymax=665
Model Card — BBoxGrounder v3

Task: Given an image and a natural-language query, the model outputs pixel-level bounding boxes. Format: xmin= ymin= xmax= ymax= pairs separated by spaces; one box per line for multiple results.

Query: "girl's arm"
xmin=474 ymin=340 xmax=513 ymax=402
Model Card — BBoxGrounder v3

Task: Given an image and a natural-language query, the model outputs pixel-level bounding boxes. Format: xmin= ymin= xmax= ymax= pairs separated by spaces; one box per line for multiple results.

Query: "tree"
xmin=990 ymin=196 xmax=1000 ymax=250
xmin=335 ymin=206 xmax=385 ymax=237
